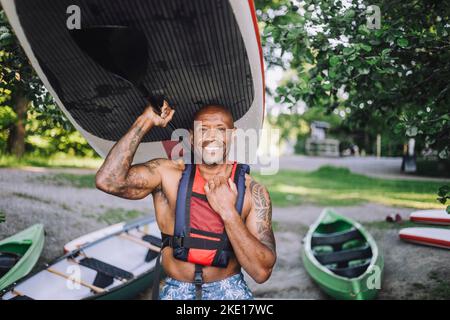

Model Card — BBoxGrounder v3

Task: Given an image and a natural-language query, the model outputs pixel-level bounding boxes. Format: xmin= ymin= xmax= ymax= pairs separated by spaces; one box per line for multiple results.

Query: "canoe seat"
xmin=10 ymin=294 xmax=34 ymax=300
xmin=0 ymin=252 xmax=21 ymax=277
xmin=79 ymin=257 xmax=134 ymax=281
xmin=314 ymin=245 xmax=372 ymax=266
xmin=141 ymin=235 xmax=161 ymax=262
xmin=311 ymin=228 xmax=363 ymax=248
xmin=328 ymin=260 xmax=371 ymax=278
xmin=142 ymin=235 xmax=162 ymax=248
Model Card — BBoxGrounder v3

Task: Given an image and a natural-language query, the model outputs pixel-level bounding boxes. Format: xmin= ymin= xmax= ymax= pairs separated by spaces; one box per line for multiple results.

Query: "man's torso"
xmin=152 ymin=162 xmax=252 ymax=283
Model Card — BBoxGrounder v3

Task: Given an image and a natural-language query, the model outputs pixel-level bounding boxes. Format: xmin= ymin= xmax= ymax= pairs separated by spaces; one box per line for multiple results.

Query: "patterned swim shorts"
xmin=160 ymin=273 xmax=254 ymax=300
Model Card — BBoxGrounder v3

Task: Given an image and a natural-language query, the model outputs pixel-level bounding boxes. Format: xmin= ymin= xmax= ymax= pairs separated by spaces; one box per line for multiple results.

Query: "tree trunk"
xmin=7 ymin=89 xmax=29 ymax=158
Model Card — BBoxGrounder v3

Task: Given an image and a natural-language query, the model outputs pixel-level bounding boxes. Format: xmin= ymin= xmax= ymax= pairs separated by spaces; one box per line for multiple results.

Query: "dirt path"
xmin=0 ymin=168 xmax=448 ymax=299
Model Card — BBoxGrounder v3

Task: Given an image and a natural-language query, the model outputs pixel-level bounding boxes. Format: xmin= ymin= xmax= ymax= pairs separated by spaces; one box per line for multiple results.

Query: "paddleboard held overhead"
xmin=1 ymin=0 xmax=265 ymax=162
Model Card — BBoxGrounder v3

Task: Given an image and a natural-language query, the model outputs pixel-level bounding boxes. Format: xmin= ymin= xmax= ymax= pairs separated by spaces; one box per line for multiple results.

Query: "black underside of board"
xmin=15 ymin=0 xmax=254 ymax=142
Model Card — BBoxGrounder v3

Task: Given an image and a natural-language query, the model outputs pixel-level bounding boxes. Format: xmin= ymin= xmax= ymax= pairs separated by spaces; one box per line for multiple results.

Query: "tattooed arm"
xmin=95 ymin=101 xmax=175 ymax=200
xmin=205 ymin=175 xmax=276 ymax=283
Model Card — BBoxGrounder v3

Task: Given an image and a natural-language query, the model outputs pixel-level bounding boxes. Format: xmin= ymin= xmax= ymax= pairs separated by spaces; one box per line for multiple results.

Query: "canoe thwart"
xmin=311 ymin=228 xmax=363 ymax=248
xmin=314 ymin=245 xmax=372 ymax=266
xmin=327 ymin=261 xmax=371 ymax=278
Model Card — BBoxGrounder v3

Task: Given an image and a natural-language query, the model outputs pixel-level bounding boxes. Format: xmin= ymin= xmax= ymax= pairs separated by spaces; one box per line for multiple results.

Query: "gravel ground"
xmin=0 ymin=168 xmax=449 ymax=300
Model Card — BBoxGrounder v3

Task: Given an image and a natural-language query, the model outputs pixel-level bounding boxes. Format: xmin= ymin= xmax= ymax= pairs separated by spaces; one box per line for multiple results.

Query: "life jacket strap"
xmin=194 ymin=264 xmax=203 ymax=300
xmin=161 ymin=233 xmax=233 ymax=251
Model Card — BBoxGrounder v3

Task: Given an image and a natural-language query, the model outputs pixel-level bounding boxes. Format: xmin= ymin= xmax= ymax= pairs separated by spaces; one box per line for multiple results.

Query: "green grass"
xmin=27 ymin=165 xmax=448 ymax=209
xmin=34 ymin=173 xmax=96 ymax=188
xmin=0 ymin=153 xmax=102 ymax=169
xmin=84 ymin=208 xmax=144 ymax=225
xmin=0 ymin=210 xmax=5 ymax=223
xmin=254 ymin=166 xmax=449 ymax=209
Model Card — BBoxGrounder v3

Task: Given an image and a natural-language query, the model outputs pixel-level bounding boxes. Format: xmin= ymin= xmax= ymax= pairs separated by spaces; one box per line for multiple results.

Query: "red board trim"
xmin=410 ymin=216 xmax=450 ymax=225
xmin=400 ymin=233 xmax=450 ymax=248
xmin=248 ymin=0 xmax=265 ymax=123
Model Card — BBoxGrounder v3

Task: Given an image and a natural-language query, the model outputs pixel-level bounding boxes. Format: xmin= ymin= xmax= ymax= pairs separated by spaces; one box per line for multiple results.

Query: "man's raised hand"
xmin=143 ymin=100 xmax=175 ymax=127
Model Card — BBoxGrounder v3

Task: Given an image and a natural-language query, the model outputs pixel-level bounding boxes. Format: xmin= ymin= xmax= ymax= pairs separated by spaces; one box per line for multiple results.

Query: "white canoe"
xmin=399 ymin=227 xmax=450 ymax=250
xmin=409 ymin=209 xmax=450 ymax=226
xmin=64 ymin=217 xmax=159 ymax=253
xmin=1 ymin=217 xmax=162 ymax=300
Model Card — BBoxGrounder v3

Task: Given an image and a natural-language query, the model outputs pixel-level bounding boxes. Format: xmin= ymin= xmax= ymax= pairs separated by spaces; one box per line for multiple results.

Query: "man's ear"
xmin=231 ymin=126 xmax=237 ymax=140
xmin=189 ymin=129 xmax=194 ymax=145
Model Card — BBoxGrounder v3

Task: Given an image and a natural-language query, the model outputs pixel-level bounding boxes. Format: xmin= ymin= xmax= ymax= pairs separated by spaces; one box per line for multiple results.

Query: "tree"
xmin=0 ymin=8 xmax=69 ymax=157
xmin=255 ymin=0 xmax=450 ymax=159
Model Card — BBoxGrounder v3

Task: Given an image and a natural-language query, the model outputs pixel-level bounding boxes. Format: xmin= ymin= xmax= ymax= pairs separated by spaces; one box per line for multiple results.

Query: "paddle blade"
xmin=70 ymin=26 xmax=149 ymax=86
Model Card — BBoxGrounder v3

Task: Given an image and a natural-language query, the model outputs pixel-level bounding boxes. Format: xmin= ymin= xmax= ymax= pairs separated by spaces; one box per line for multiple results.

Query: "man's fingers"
xmin=213 ymin=176 xmax=221 ymax=186
xmin=172 ymin=158 xmax=185 ymax=171
xmin=228 ymin=178 xmax=237 ymax=194
xmin=164 ymin=109 xmax=175 ymax=122
xmin=204 ymin=183 xmax=210 ymax=194
xmin=208 ymin=180 xmax=215 ymax=191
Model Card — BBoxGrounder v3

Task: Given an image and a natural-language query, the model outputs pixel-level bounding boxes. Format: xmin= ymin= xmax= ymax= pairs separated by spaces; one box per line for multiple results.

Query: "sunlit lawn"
xmin=26 ymin=165 xmax=448 ymax=209
xmin=254 ymin=166 xmax=448 ymax=209
xmin=0 ymin=154 xmax=102 ymax=169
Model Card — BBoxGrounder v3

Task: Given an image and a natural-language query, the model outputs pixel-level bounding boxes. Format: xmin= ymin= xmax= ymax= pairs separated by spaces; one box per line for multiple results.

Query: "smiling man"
xmin=95 ymin=102 xmax=276 ymax=300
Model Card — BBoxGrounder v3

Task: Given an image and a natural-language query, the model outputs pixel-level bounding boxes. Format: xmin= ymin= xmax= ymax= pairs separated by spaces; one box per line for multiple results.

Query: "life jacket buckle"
xmin=194 ymin=266 xmax=203 ymax=286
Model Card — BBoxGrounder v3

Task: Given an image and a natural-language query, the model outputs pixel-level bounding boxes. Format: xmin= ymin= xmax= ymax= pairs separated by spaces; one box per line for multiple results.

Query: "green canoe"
xmin=0 ymin=224 xmax=45 ymax=290
xmin=302 ymin=209 xmax=384 ymax=300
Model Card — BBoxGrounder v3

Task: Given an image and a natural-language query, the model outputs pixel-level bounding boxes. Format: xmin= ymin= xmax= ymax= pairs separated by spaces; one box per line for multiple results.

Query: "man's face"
xmin=191 ymin=108 xmax=235 ymax=165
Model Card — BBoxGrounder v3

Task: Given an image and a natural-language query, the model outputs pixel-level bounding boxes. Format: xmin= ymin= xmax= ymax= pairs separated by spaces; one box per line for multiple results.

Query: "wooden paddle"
xmin=12 ymin=289 xmax=25 ymax=297
xmin=118 ymin=233 xmax=161 ymax=253
xmin=46 ymin=267 xmax=105 ymax=293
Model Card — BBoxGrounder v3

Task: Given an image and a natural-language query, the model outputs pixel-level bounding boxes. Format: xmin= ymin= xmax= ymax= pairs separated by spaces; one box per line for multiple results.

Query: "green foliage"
xmin=437 ymin=185 xmax=450 ymax=213
xmin=25 ymin=108 xmax=95 ymax=157
xmin=1 ymin=9 xmax=90 ymax=157
xmin=255 ymin=0 xmax=450 ymax=158
xmin=0 ymin=10 xmax=48 ymax=110
xmin=0 ymin=210 xmax=4 ymax=223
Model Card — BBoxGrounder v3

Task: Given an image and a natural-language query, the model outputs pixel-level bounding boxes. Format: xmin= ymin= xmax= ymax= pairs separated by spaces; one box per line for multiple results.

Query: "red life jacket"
xmin=161 ymin=162 xmax=249 ymax=268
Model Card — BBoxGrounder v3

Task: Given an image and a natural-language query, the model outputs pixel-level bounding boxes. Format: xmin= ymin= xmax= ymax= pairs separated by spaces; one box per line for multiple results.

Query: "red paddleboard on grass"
xmin=399 ymin=227 xmax=450 ymax=250
xmin=409 ymin=210 xmax=450 ymax=226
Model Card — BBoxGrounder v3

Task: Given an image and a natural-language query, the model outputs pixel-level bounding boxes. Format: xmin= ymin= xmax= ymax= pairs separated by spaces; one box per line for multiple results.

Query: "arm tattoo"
xmin=96 ymin=116 xmax=155 ymax=196
xmin=250 ymin=179 xmax=276 ymax=253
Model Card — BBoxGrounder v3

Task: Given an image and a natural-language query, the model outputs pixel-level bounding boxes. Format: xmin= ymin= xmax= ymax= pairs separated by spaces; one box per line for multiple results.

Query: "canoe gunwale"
xmin=0 ymin=224 xmax=45 ymax=291
xmin=302 ymin=209 xmax=383 ymax=299
xmin=0 ymin=217 xmax=159 ymax=300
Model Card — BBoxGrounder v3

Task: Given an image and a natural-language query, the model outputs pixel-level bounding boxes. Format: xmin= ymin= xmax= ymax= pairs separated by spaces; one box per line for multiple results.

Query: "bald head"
xmin=192 ymin=104 xmax=234 ymax=129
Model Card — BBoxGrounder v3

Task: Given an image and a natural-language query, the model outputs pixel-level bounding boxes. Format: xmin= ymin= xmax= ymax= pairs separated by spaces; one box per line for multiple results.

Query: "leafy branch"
xmin=437 ymin=186 xmax=450 ymax=214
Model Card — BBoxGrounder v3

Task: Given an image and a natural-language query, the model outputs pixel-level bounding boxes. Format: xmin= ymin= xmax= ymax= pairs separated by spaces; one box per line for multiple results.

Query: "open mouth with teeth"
xmin=204 ymin=145 xmax=222 ymax=152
